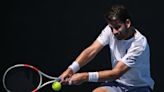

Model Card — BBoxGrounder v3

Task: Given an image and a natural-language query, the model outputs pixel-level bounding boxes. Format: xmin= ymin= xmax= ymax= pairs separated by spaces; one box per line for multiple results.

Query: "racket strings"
xmin=4 ymin=67 xmax=40 ymax=91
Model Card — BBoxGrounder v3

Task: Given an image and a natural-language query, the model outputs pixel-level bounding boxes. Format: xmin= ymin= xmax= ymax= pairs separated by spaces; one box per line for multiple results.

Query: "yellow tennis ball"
xmin=52 ymin=81 xmax=61 ymax=91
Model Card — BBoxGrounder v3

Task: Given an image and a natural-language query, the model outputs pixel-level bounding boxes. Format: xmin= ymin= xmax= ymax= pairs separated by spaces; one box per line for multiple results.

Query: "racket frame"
xmin=3 ymin=64 xmax=60 ymax=92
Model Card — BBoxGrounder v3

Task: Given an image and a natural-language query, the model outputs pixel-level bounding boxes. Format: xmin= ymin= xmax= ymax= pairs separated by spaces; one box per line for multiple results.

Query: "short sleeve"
xmin=121 ymin=37 xmax=147 ymax=67
xmin=97 ymin=25 xmax=112 ymax=46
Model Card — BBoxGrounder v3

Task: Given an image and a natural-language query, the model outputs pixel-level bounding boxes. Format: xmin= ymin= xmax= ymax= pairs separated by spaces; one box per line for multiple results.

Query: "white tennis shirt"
xmin=97 ymin=25 xmax=154 ymax=89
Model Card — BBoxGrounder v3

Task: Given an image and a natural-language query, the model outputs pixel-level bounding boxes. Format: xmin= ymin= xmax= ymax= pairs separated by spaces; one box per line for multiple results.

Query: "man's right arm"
xmin=76 ymin=25 xmax=111 ymax=67
xmin=60 ymin=40 xmax=104 ymax=83
xmin=75 ymin=39 xmax=104 ymax=68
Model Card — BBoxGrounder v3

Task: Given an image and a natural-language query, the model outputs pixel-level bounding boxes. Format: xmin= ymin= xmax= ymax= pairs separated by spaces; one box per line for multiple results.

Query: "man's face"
xmin=108 ymin=19 xmax=129 ymax=40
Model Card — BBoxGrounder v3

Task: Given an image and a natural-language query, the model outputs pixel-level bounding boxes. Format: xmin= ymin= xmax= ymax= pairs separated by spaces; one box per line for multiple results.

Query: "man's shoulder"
xmin=132 ymin=30 xmax=148 ymax=49
xmin=103 ymin=25 xmax=112 ymax=32
xmin=134 ymin=30 xmax=147 ymax=42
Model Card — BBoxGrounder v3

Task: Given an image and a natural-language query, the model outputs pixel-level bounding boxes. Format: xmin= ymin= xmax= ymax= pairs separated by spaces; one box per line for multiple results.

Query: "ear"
xmin=125 ymin=19 xmax=131 ymax=28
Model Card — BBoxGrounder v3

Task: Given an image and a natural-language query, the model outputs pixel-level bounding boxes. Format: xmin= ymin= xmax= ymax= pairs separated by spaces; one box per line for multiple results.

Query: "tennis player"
xmin=60 ymin=4 xmax=154 ymax=92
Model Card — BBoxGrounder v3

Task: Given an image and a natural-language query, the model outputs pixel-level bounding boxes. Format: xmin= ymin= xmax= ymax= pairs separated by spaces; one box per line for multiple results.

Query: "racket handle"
xmin=56 ymin=77 xmax=61 ymax=82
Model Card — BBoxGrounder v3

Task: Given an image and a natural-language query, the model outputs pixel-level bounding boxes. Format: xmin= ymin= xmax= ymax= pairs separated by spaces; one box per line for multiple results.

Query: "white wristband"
xmin=88 ymin=72 xmax=99 ymax=82
xmin=68 ymin=61 xmax=80 ymax=73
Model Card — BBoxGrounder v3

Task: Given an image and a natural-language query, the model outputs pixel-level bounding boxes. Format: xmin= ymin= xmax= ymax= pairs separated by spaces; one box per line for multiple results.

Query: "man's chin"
xmin=117 ymin=38 xmax=123 ymax=40
xmin=116 ymin=36 xmax=123 ymax=40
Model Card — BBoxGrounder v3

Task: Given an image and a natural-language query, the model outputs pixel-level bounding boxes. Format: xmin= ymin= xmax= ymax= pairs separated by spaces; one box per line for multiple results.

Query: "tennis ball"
xmin=52 ymin=81 xmax=61 ymax=91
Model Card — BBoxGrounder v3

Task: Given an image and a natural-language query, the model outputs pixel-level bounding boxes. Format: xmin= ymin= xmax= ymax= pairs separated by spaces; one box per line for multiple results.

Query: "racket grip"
xmin=56 ymin=77 xmax=61 ymax=82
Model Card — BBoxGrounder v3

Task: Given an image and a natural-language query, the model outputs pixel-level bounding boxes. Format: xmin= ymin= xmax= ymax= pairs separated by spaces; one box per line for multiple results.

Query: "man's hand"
xmin=60 ymin=68 xmax=74 ymax=85
xmin=69 ymin=72 xmax=88 ymax=85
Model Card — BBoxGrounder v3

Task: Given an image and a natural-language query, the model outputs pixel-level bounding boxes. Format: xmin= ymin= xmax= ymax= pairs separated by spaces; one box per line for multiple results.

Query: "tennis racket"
xmin=3 ymin=64 xmax=61 ymax=92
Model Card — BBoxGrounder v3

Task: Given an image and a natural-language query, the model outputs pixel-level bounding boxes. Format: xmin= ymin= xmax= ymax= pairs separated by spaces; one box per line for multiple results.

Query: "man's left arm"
xmin=97 ymin=60 xmax=130 ymax=82
xmin=69 ymin=61 xmax=130 ymax=85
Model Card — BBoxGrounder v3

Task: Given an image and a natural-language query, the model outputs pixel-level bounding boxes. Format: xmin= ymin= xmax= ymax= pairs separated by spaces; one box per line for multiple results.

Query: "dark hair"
xmin=105 ymin=4 xmax=131 ymax=23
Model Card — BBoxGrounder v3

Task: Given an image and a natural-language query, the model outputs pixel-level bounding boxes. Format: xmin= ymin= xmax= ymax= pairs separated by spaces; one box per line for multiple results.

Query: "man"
xmin=60 ymin=4 xmax=154 ymax=92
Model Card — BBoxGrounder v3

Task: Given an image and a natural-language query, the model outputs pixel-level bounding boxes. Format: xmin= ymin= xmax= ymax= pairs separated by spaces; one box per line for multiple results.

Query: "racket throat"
xmin=32 ymin=88 xmax=38 ymax=92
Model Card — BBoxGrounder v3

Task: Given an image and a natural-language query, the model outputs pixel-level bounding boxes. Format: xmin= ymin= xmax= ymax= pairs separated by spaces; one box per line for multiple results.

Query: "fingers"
xmin=60 ymin=70 xmax=73 ymax=85
xmin=68 ymin=80 xmax=72 ymax=85
xmin=60 ymin=68 xmax=77 ymax=85
xmin=61 ymin=74 xmax=82 ymax=85
xmin=68 ymin=78 xmax=81 ymax=85
xmin=61 ymin=78 xmax=70 ymax=85
xmin=68 ymin=74 xmax=81 ymax=85
xmin=60 ymin=75 xmax=73 ymax=85
xmin=60 ymin=74 xmax=71 ymax=83
xmin=60 ymin=73 xmax=84 ymax=85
